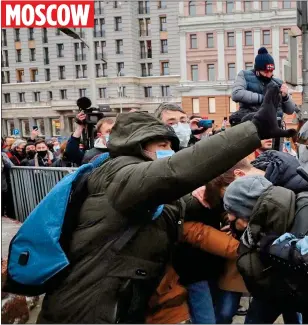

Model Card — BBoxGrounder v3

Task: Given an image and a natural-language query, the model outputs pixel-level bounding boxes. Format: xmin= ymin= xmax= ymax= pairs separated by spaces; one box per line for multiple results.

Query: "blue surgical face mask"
xmin=156 ymin=150 xmax=175 ymax=159
xmin=172 ymin=123 xmax=191 ymax=148
xmin=105 ymin=134 xmax=109 ymax=143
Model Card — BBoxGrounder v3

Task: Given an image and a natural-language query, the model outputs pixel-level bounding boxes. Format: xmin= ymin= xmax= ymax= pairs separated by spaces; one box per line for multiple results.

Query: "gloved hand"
xmin=249 ymin=85 xmax=297 ymax=140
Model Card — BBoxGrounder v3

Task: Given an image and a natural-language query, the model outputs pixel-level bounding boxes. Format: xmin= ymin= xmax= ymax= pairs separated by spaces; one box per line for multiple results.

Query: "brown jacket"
xmin=146 ymin=222 xmax=241 ymax=323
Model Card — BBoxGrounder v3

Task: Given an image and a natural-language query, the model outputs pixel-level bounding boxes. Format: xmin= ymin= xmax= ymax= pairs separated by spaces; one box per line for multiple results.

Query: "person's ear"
xmin=234 ymin=169 xmax=246 ymax=178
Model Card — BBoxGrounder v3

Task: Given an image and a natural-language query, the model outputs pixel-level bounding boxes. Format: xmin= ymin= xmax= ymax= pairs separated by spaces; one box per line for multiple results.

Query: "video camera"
xmin=76 ymin=97 xmax=105 ymax=125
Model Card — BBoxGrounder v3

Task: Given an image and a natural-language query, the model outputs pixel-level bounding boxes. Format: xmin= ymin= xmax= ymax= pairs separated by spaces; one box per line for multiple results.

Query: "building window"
xmin=7 ymin=120 xmax=15 ymax=136
xmin=207 ymin=64 xmax=215 ymax=81
xmin=82 ymin=64 xmax=87 ymax=78
xmin=229 ymin=97 xmax=237 ymax=113
xmin=95 ymin=64 xmax=101 ymax=77
xmin=47 ymin=91 xmax=53 ymax=100
xmin=3 ymin=71 xmax=10 ymax=84
xmin=59 ymin=66 xmax=65 ymax=79
xmin=33 ymin=91 xmax=41 ymax=102
xmin=191 ymin=65 xmax=198 ymax=81
xmin=2 ymin=29 xmax=7 ymax=46
xmin=44 ymin=47 xmax=49 ymax=64
xmin=158 ymin=0 xmax=167 ymax=9
xmin=148 ymin=63 xmax=153 ymax=76
xmin=207 ymin=33 xmax=214 ymax=48
xmin=190 ymin=34 xmax=198 ymax=49
xmin=283 ymin=0 xmax=291 ymax=9
xmin=161 ymin=61 xmax=169 ymax=75
xmin=60 ymin=89 xmax=67 ymax=99
xmin=79 ymin=89 xmax=86 ymax=97
xmin=99 ymin=87 xmax=107 ymax=98
xmin=208 ymin=97 xmax=216 ymax=113
xmin=244 ymin=1 xmax=251 ymax=11
xmin=116 ymin=39 xmax=123 ymax=54
xmin=141 ymin=63 xmax=147 ymax=76
xmin=76 ymin=65 xmax=81 ymax=78
xmin=144 ymin=86 xmax=153 ymax=97
xmin=261 ymin=0 xmax=269 ymax=10
xmin=245 ymin=31 xmax=253 ymax=46
xmin=114 ymin=1 xmax=119 ymax=8
xmin=283 ymin=29 xmax=290 ymax=44
xmin=57 ymin=44 xmax=64 ymax=57
xmin=228 ymin=63 xmax=236 ymax=80
xmin=51 ymin=119 xmax=61 ymax=136
xmin=115 ymin=17 xmax=122 ymax=31
xmin=160 ymin=16 xmax=167 ymax=31
xmin=29 ymin=48 xmax=36 ymax=61
xmin=16 ymin=69 xmax=24 ymax=83
xmin=18 ymin=92 xmax=26 ymax=102
xmin=205 ymin=1 xmax=213 ymax=14
xmin=226 ymin=0 xmax=234 ymax=13
xmin=118 ymin=86 xmax=126 ymax=97
xmin=16 ymin=49 xmax=22 ymax=62
xmin=21 ymin=120 xmax=30 ymax=137
xmin=45 ymin=68 xmax=50 ymax=81
xmin=28 ymin=28 xmax=34 ymax=40
xmin=192 ymin=98 xmax=200 ymax=114
xmin=4 ymin=93 xmax=11 ymax=103
xmin=30 ymin=68 xmax=38 ymax=82
xmin=189 ymin=1 xmax=196 ymax=16
xmin=227 ymin=32 xmax=235 ymax=47
xmin=56 ymin=29 xmax=61 ymax=36
xmin=262 ymin=30 xmax=271 ymax=45
xmin=161 ymin=85 xmax=170 ymax=97
xmin=103 ymin=63 xmax=107 ymax=76
xmin=42 ymin=28 xmax=48 ymax=43
xmin=245 ymin=62 xmax=253 ymax=70
xmin=117 ymin=62 xmax=124 ymax=74
xmin=161 ymin=39 xmax=168 ymax=53
xmin=34 ymin=119 xmax=45 ymax=135
xmin=14 ymin=28 xmax=20 ymax=42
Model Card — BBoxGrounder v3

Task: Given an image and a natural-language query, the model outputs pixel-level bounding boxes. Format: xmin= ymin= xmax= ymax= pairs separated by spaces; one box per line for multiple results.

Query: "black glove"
xmin=250 ymin=85 xmax=296 ymax=140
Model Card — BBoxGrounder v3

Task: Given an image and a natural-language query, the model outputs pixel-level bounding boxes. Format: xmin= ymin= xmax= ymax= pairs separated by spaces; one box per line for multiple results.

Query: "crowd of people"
xmin=2 ymin=47 xmax=308 ymax=324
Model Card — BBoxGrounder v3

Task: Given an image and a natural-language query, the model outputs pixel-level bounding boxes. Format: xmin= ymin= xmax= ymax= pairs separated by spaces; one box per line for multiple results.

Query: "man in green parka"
xmin=38 ymin=86 xmax=294 ymax=324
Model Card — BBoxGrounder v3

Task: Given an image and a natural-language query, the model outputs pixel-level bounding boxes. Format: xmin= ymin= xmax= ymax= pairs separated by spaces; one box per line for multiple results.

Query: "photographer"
xmin=232 ymin=47 xmax=296 ymax=115
xmin=65 ymin=112 xmax=115 ymax=165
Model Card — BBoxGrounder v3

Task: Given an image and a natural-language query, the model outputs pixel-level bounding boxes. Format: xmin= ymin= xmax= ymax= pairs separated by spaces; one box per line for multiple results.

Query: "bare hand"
xmin=31 ymin=129 xmax=39 ymax=139
xmin=190 ymin=118 xmax=203 ymax=131
xmin=76 ymin=112 xmax=86 ymax=122
xmin=280 ymin=83 xmax=289 ymax=97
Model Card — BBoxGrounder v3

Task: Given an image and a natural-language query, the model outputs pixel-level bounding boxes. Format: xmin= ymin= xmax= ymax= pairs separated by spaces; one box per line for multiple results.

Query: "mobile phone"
xmin=33 ymin=125 xmax=38 ymax=131
xmin=284 ymin=141 xmax=291 ymax=153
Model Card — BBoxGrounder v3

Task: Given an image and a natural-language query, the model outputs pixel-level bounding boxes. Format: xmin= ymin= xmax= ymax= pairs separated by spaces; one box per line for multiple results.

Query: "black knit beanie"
xmin=254 ymin=47 xmax=275 ymax=71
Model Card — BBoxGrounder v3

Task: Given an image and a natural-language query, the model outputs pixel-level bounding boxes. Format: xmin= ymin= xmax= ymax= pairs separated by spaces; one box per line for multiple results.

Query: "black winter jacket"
xmin=252 ymin=150 xmax=308 ymax=193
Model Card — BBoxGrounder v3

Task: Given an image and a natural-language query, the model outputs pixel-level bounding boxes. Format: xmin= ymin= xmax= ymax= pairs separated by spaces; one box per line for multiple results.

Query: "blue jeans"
xmin=245 ymin=298 xmax=302 ymax=324
xmin=214 ymin=289 xmax=242 ymax=324
xmin=187 ymin=282 xmax=242 ymax=324
xmin=187 ymin=281 xmax=216 ymax=324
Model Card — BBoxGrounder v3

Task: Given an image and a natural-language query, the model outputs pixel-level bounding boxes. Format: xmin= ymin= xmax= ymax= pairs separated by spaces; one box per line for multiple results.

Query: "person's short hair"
xmin=11 ymin=139 xmax=27 ymax=150
xmin=153 ymin=102 xmax=186 ymax=119
xmin=35 ymin=138 xmax=47 ymax=147
xmin=190 ymin=115 xmax=202 ymax=120
xmin=205 ymin=158 xmax=252 ymax=207
xmin=96 ymin=117 xmax=115 ymax=132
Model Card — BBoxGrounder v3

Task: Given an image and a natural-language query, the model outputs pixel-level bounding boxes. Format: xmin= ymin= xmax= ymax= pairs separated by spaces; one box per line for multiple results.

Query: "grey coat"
xmin=232 ymin=70 xmax=296 ymax=115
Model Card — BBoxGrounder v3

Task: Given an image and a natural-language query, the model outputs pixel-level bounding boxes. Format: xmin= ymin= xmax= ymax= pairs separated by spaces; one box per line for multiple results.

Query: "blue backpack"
xmin=4 ymin=152 xmax=165 ymax=297
xmin=4 ymin=153 xmax=110 ymax=296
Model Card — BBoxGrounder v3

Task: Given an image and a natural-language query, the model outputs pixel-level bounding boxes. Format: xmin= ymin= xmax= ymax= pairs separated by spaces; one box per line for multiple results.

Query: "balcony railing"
xmin=95 ymin=8 xmax=104 ymax=15
xmin=93 ymin=30 xmax=105 ymax=37
xmin=139 ymin=30 xmax=151 ymax=37
xmin=75 ymin=54 xmax=87 ymax=61
xmin=139 ymin=7 xmax=150 ymax=14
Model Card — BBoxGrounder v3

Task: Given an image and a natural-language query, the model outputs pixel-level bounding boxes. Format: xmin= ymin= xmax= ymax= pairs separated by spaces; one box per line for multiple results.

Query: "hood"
xmin=251 ymin=150 xmax=308 ymax=193
xmin=241 ymin=186 xmax=296 ymax=249
xmin=107 ymin=112 xmax=180 ymax=158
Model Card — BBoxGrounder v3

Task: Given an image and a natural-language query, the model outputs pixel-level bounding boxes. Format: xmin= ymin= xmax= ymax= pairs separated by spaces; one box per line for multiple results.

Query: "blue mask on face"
xmin=156 ymin=150 xmax=175 ymax=159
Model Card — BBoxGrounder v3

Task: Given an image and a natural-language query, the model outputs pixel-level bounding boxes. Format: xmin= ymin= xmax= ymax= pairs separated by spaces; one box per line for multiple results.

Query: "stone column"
xmin=217 ymin=30 xmax=225 ymax=80
xmin=236 ymin=30 xmax=244 ymax=72
xmin=254 ymin=28 xmax=261 ymax=56
xmin=44 ymin=118 xmax=51 ymax=137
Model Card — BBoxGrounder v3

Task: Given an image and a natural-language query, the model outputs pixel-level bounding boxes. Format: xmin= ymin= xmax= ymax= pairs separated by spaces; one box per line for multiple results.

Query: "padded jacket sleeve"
xmin=281 ymin=95 xmax=296 ymax=115
xmin=183 ymin=222 xmax=239 ymax=259
xmin=106 ymin=121 xmax=260 ymax=213
xmin=232 ymin=70 xmax=263 ymax=105
xmin=65 ymin=135 xmax=84 ymax=166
